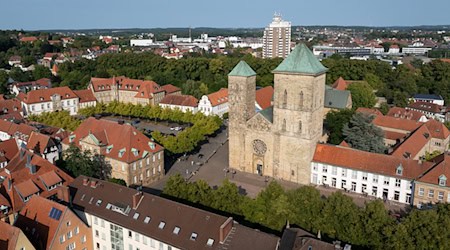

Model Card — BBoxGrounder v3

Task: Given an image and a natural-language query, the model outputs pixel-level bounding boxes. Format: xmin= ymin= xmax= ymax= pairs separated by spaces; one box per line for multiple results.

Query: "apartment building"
xmin=20 ymin=86 xmax=79 ymax=116
xmin=69 ymin=176 xmax=280 ymax=250
xmin=159 ymin=95 xmax=198 ymax=113
xmin=262 ymin=13 xmax=291 ymax=59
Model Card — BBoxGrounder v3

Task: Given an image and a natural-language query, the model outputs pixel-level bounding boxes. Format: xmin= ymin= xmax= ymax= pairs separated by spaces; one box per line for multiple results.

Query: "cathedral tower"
xmin=272 ymin=44 xmax=327 ymax=183
xmin=228 ymin=61 xmax=256 ymax=169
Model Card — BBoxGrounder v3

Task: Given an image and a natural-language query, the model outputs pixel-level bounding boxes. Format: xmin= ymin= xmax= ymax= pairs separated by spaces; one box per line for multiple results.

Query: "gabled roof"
xmin=387 ymin=107 xmax=425 ymax=122
xmin=15 ymin=196 xmax=68 ymax=250
xmin=0 ymin=139 xmax=19 ymax=163
xmin=0 ymin=99 xmax=22 ymax=114
xmin=22 ymin=87 xmax=77 ymax=104
xmin=373 ymin=115 xmax=422 ymax=133
xmin=356 ymin=107 xmax=383 ymax=116
xmin=160 ymin=84 xmax=181 ymax=95
xmin=391 ymin=125 xmax=431 ymax=159
xmin=0 ymin=220 xmax=24 ymax=250
xmin=407 ymin=101 xmax=442 ymax=113
xmin=62 ymin=118 xmax=163 ymax=164
xmin=273 ymin=44 xmax=327 ymax=75
xmin=74 ymin=89 xmax=97 ymax=103
xmin=331 ymin=77 xmax=350 ymax=91
xmin=26 ymin=131 xmax=55 ymax=154
xmin=417 ymin=154 xmax=450 ymax=187
xmin=259 ymin=106 xmax=274 ymax=123
xmin=228 ymin=61 xmax=256 ymax=77
xmin=0 ymin=150 xmax=73 ymax=213
xmin=206 ymin=88 xmax=228 ymax=107
xmin=313 ymin=144 xmax=433 ymax=180
xmin=324 ymin=86 xmax=351 ymax=109
xmin=160 ymin=94 xmax=198 ymax=107
xmin=424 ymin=119 xmax=450 ymax=140
xmin=90 ymin=77 xmax=165 ymax=98
xmin=255 ymin=86 xmax=274 ymax=110
xmin=69 ymin=176 xmax=279 ymax=250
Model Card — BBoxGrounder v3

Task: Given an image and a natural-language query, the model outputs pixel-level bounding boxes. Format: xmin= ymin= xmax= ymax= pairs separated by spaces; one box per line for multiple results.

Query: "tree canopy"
xmin=343 ymin=112 xmax=385 ymax=153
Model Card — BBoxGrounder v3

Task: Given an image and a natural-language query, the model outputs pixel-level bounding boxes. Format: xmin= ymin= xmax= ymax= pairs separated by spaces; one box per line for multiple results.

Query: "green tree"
xmin=21 ymin=55 xmax=35 ymax=67
xmin=287 ymin=186 xmax=324 ymax=232
xmin=33 ymin=65 xmax=52 ymax=80
xmin=347 ymin=82 xmax=377 ymax=109
xmin=379 ymin=103 xmax=390 ymax=115
xmin=343 ymin=112 xmax=385 ymax=153
xmin=325 ymin=109 xmax=355 ymax=145
xmin=59 ymin=144 xmax=111 ymax=179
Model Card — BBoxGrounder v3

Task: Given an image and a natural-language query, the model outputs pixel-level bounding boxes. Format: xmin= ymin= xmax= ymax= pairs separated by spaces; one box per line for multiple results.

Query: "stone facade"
xmin=229 ymin=45 xmax=326 ymax=185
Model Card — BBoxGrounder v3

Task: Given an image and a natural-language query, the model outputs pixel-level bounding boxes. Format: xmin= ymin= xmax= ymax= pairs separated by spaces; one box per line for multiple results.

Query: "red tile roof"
xmin=385 ymin=130 xmax=407 ymax=141
xmin=424 ymin=119 xmax=450 ymax=140
xmin=74 ymin=89 xmax=97 ymax=103
xmin=0 ymin=99 xmax=22 ymax=114
xmin=15 ymin=196 xmax=68 ymax=250
xmin=356 ymin=107 xmax=383 ymax=116
xmin=313 ymin=144 xmax=433 ymax=179
xmin=26 ymin=131 xmax=55 ymax=154
xmin=0 ymin=139 xmax=19 ymax=163
xmin=418 ymin=154 xmax=450 ymax=186
xmin=407 ymin=101 xmax=442 ymax=114
xmin=19 ymin=36 xmax=37 ymax=42
xmin=391 ymin=125 xmax=431 ymax=159
xmin=373 ymin=115 xmax=422 ymax=132
xmin=0 ymin=120 xmax=37 ymax=141
xmin=14 ymin=78 xmax=51 ymax=88
xmin=339 ymin=140 xmax=350 ymax=147
xmin=207 ymin=88 xmax=228 ymax=107
xmin=0 ymin=150 xmax=73 ymax=213
xmin=90 ymin=77 xmax=165 ymax=99
xmin=256 ymin=86 xmax=274 ymax=110
xmin=40 ymin=170 xmax=63 ymax=187
xmin=387 ymin=107 xmax=425 ymax=121
xmin=160 ymin=84 xmax=181 ymax=94
xmin=159 ymin=94 xmax=198 ymax=107
xmin=332 ymin=77 xmax=350 ymax=91
xmin=0 ymin=220 xmax=21 ymax=250
xmin=62 ymin=118 xmax=163 ymax=164
xmin=22 ymin=86 xmax=77 ymax=104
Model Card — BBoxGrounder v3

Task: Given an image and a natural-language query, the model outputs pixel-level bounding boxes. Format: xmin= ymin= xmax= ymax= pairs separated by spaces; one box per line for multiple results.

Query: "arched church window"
xmin=282 ymin=119 xmax=286 ymax=131
xmin=282 ymin=90 xmax=287 ymax=108
xmin=298 ymin=120 xmax=302 ymax=134
xmin=299 ymin=91 xmax=304 ymax=109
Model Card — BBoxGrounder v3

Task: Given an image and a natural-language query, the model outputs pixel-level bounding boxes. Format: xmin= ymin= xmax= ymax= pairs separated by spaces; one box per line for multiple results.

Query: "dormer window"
xmin=396 ymin=164 xmax=403 ymax=176
xmin=439 ymin=175 xmax=447 ymax=186
xmin=132 ymin=148 xmax=139 ymax=157
xmin=106 ymin=145 xmax=113 ymax=154
xmin=118 ymin=148 xmax=126 ymax=158
xmin=40 ymin=97 xmax=44 ymax=101
xmin=65 ymin=94 xmax=69 ymax=97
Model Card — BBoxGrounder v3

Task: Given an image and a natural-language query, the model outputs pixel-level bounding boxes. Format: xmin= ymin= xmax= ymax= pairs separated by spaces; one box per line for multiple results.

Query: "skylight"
xmin=173 ymin=226 xmax=180 ymax=235
xmin=158 ymin=221 xmax=165 ymax=229
xmin=133 ymin=213 xmax=140 ymax=220
xmin=144 ymin=216 xmax=151 ymax=224
xmin=190 ymin=232 xmax=198 ymax=241
xmin=49 ymin=207 xmax=62 ymax=220
xmin=207 ymin=238 xmax=214 ymax=246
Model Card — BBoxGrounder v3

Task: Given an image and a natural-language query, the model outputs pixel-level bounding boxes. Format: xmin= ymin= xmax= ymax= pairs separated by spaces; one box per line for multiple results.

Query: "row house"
xmin=413 ymin=153 xmax=450 ymax=207
xmin=15 ymin=195 xmax=92 ymax=250
xmin=198 ymin=88 xmax=229 ymax=117
xmin=0 ymin=150 xmax=73 ymax=218
xmin=312 ymin=144 xmax=433 ymax=205
xmin=406 ymin=101 xmax=446 ymax=122
xmin=68 ymin=176 xmax=280 ymax=250
xmin=88 ymin=76 xmax=180 ymax=106
xmin=62 ymin=118 xmax=164 ymax=186
xmin=0 ymin=119 xmax=37 ymax=145
xmin=26 ymin=131 xmax=60 ymax=164
xmin=9 ymin=78 xmax=51 ymax=95
xmin=159 ymin=94 xmax=198 ymax=113
xmin=20 ymin=86 xmax=79 ymax=116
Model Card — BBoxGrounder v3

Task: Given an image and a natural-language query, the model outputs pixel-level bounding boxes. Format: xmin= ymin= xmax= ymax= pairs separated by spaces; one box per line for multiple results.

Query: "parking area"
xmin=102 ymin=116 xmax=187 ymax=136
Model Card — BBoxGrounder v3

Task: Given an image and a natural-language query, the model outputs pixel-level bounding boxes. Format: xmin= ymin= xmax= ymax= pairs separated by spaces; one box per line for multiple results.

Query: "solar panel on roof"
xmin=49 ymin=207 xmax=62 ymax=220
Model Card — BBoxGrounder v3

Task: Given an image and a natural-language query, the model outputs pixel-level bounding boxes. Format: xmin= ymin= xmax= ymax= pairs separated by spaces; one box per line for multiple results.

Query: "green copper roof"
xmin=273 ymin=44 xmax=327 ymax=75
xmin=228 ymin=61 xmax=256 ymax=77
xmin=259 ymin=106 xmax=273 ymax=123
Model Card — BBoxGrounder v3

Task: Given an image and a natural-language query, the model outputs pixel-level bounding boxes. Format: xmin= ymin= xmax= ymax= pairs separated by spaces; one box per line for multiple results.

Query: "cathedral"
xmin=228 ymin=44 xmax=327 ymax=184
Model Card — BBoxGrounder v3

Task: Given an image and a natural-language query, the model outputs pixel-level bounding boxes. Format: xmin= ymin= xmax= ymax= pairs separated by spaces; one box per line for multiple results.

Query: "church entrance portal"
xmin=256 ymin=164 xmax=263 ymax=176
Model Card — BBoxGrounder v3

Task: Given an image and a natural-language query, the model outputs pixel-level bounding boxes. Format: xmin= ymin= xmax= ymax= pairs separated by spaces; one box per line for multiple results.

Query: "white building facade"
xmin=262 ymin=13 xmax=291 ymax=59
xmin=198 ymin=88 xmax=228 ymax=117
xmin=311 ymin=161 xmax=413 ymax=204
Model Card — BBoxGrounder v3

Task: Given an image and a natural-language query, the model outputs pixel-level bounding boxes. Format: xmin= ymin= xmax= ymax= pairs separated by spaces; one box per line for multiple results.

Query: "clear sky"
xmin=1 ymin=0 xmax=450 ymax=30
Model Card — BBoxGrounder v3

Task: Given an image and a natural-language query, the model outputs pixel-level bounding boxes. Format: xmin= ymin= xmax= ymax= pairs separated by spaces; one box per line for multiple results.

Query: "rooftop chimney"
xmin=132 ymin=192 xmax=143 ymax=210
xmin=219 ymin=217 xmax=233 ymax=244
xmin=56 ymin=185 xmax=70 ymax=203
xmin=118 ymin=120 xmax=124 ymax=125
xmin=90 ymin=180 xmax=97 ymax=188
xmin=82 ymin=178 xmax=89 ymax=186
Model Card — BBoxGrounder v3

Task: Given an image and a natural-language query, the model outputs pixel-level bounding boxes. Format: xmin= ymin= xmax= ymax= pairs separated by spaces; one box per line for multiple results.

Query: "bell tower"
xmin=272 ymin=44 xmax=327 ymax=184
xmin=228 ymin=61 xmax=256 ymax=170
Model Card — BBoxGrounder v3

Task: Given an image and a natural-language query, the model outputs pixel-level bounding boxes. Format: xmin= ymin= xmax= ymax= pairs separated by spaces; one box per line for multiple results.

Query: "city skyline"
xmin=1 ymin=0 xmax=450 ymax=30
